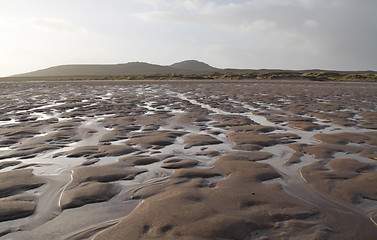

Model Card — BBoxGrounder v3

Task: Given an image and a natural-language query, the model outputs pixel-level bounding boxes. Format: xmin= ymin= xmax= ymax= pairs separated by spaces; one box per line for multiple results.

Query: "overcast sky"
xmin=1 ymin=0 xmax=376 ymax=77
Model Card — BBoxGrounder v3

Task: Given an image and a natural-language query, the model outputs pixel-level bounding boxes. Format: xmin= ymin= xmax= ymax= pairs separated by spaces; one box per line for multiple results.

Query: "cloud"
xmin=239 ymin=19 xmax=277 ymax=33
xmin=302 ymin=19 xmax=319 ymax=28
xmin=135 ymin=0 xmax=377 ymax=70
xmin=1 ymin=0 xmax=376 ymax=77
xmin=26 ymin=17 xmax=88 ymax=33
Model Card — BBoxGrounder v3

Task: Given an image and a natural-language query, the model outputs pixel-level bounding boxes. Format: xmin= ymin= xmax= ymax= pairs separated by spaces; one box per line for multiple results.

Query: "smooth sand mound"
xmin=118 ymin=156 xmax=160 ymax=166
xmin=60 ymin=182 xmax=120 ymax=209
xmin=217 ymin=151 xmax=273 ymax=162
xmin=211 ymin=114 xmax=256 ymax=128
xmin=286 ymin=151 xmax=304 ymax=165
xmin=315 ymin=132 xmax=375 ymax=145
xmin=227 ymin=132 xmax=300 ymax=151
xmin=328 ymin=158 xmax=372 ymax=172
xmin=161 ymin=158 xmax=199 ymax=169
xmin=94 ymin=153 xmax=316 ymax=240
xmin=60 ymin=165 xmax=146 ymax=210
xmin=171 ymin=168 xmax=221 ymax=179
xmin=183 ymin=134 xmax=223 ymax=148
xmin=227 ymin=132 xmax=278 ymax=148
xmin=128 ymin=130 xmax=185 ymax=148
xmin=289 ymin=122 xmax=327 ymax=131
xmin=231 ymin=125 xmax=278 ymax=133
xmin=66 ymin=145 xmax=137 ymax=158
xmin=68 ymin=165 xmax=146 ymax=187
xmin=98 ymin=145 xmax=137 ymax=156
xmin=215 ymin=158 xmax=280 ymax=182
xmin=269 ymin=132 xmax=301 ymax=143
xmin=66 ymin=146 xmax=99 ymax=158
xmin=302 ymin=144 xmax=363 ymax=159
xmin=287 ymin=143 xmax=308 ymax=151
xmin=0 ymin=194 xmax=37 ymax=222
xmin=302 ymin=159 xmax=377 ymax=203
xmin=0 ymin=169 xmax=45 ymax=197
xmin=198 ymin=150 xmax=220 ymax=157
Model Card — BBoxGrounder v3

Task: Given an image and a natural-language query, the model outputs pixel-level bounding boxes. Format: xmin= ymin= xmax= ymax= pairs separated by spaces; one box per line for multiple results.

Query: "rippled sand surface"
xmin=0 ymin=80 xmax=376 ymax=239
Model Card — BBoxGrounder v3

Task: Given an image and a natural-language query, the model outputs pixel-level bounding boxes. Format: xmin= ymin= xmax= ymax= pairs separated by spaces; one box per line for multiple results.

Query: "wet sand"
xmin=0 ymin=80 xmax=376 ymax=239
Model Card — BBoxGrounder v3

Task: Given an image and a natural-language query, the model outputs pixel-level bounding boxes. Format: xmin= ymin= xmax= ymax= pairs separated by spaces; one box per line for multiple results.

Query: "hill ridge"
xmin=12 ymin=60 xmax=221 ymax=77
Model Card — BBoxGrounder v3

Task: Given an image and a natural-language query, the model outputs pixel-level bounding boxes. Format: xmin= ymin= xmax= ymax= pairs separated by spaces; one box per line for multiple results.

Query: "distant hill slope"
xmin=12 ymin=60 xmax=221 ymax=77
xmin=170 ymin=60 xmax=219 ymax=72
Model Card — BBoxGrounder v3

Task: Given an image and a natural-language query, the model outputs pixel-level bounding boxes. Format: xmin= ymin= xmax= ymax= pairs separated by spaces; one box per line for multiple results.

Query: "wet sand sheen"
xmin=0 ymin=80 xmax=376 ymax=239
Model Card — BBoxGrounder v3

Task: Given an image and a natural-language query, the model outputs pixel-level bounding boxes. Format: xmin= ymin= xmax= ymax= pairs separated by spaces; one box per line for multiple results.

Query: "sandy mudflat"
xmin=0 ymin=80 xmax=376 ymax=239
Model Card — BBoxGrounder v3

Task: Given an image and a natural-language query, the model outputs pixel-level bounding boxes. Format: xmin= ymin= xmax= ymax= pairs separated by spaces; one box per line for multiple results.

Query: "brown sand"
xmin=0 ymin=80 xmax=376 ymax=239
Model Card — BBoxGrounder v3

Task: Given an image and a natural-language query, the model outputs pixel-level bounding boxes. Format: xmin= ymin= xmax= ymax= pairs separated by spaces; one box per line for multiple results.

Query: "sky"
xmin=1 ymin=0 xmax=376 ymax=77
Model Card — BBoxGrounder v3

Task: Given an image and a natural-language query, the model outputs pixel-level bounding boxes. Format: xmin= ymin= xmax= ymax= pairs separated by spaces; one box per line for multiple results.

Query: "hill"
xmin=4 ymin=60 xmax=376 ymax=82
xmin=170 ymin=60 xmax=219 ymax=72
xmin=12 ymin=60 xmax=221 ymax=77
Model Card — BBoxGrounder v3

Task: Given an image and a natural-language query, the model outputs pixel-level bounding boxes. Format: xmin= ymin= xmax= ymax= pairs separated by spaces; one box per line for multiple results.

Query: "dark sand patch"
xmin=198 ymin=150 xmax=220 ymax=157
xmin=82 ymin=158 xmax=100 ymax=166
xmin=0 ymin=127 xmax=40 ymax=138
xmin=0 ymin=160 xmax=21 ymax=170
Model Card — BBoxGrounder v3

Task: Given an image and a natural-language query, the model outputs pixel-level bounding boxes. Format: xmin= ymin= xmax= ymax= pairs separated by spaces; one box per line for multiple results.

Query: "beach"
xmin=0 ymin=80 xmax=376 ymax=239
